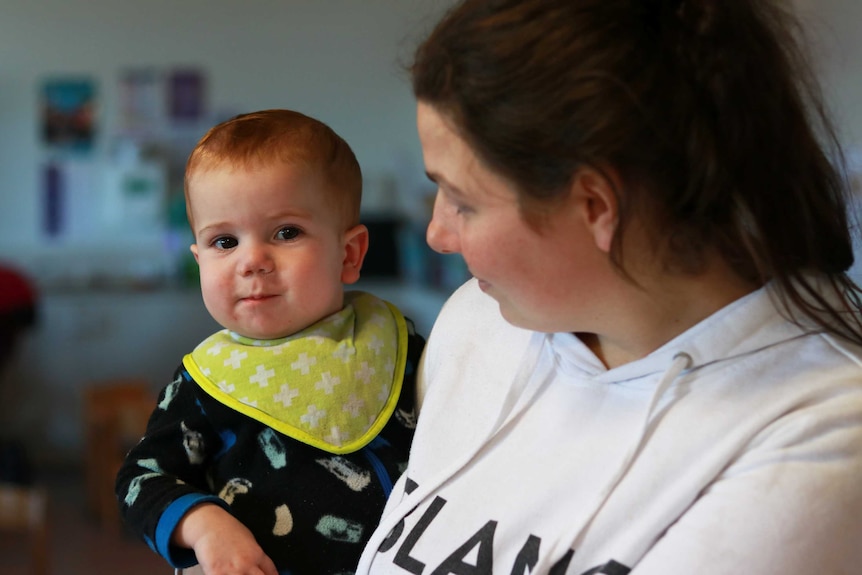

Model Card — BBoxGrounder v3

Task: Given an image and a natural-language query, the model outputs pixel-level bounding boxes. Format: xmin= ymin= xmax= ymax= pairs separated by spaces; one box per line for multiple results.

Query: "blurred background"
xmin=0 ymin=0 xmax=860 ymax=573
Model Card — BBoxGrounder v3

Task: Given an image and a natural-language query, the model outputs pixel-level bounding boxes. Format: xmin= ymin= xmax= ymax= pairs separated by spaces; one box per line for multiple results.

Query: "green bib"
xmin=183 ymin=291 xmax=408 ymax=454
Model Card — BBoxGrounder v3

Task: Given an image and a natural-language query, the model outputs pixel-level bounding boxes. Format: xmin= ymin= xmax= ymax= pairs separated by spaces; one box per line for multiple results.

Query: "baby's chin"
xmin=230 ymin=325 xmax=304 ymax=341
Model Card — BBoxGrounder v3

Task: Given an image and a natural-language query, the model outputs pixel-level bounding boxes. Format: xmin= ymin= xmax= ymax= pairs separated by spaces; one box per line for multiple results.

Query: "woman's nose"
xmin=238 ymin=242 xmax=274 ymax=275
xmin=426 ymin=192 xmax=460 ymax=255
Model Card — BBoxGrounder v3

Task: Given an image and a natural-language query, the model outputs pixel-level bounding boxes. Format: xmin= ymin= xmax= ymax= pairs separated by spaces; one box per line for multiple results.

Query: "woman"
xmin=357 ymin=0 xmax=862 ymax=573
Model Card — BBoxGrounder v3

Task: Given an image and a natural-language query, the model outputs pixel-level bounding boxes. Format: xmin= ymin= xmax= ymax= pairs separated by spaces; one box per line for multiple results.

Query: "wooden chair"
xmin=82 ymin=378 xmax=156 ymax=532
xmin=0 ymin=482 xmax=49 ymax=575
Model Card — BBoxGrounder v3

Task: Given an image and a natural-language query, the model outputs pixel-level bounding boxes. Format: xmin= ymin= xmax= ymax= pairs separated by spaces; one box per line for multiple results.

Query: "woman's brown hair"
xmin=412 ymin=0 xmax=862 ymax=344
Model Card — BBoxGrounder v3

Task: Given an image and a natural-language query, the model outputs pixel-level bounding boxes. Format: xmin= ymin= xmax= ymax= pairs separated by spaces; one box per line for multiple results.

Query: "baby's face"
xmin=188 ymin=163 xmax=353 ymax=339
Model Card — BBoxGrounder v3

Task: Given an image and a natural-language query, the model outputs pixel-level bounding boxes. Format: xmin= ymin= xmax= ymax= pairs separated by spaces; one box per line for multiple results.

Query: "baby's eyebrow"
xmin=270 ymin=208 xmax=313 ymax=221
xmin=196 ymin=222 xmax=230 ymax=237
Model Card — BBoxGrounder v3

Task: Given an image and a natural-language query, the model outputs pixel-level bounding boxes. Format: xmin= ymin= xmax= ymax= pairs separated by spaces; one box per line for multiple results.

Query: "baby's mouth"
xmin=242 ymin=294 xmax=277 ymax=302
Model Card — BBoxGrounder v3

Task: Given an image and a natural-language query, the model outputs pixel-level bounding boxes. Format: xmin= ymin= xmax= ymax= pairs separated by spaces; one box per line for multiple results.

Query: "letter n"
xmin=549 ymin=549 xmax=574 ymax=575
xmin=580 ymin=560 xmax=631 ymax=575
xmin=510 ymin=535 xmax=541 ymax=574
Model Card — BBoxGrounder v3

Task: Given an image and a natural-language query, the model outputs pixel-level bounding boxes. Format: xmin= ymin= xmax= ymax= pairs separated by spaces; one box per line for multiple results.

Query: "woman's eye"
xmin=452 ymin=201 xmax=473 ymax=216
xmin=442 ymin=192 xmax=472 ymax=216
xmin=213 ymin=236 xmax=238 ymax=250
xmin=276 ymin=226 xmax=301 ymax=241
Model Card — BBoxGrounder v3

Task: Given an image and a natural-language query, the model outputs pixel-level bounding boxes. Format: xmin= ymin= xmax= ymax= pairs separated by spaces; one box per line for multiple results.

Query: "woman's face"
xmin=417 ymin=102 xmax=618 ymax=333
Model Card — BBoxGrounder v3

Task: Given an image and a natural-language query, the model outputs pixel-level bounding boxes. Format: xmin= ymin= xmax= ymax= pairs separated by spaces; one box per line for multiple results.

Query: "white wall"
xmin=0 ymin=0 xmax=457 ymax=467
xmin=795 ymin=0 xmax=862 ymax=151
xmin=1 ymin=0 xmax=859 ymax=254
xmin=0 ymin=0 xmax=453 ymax=254
xmin=0 ymin=0 xmax=859 ymax=467
xmin=1 ymin=0 xmax=859 ymax=257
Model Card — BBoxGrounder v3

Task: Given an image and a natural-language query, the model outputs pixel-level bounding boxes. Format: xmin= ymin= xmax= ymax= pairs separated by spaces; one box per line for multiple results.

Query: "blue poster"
xmin=40 ymin=77 xmax=96 ymax=152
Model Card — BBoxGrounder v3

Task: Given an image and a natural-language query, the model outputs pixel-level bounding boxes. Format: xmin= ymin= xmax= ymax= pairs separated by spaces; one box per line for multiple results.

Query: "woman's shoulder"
xmin=438 ymin=278 xmax=497 ymax=316
xmin=421 ymin=279 xmax=534 ymax=379
xmin=430 ymin=278 xmax=530 ymax=345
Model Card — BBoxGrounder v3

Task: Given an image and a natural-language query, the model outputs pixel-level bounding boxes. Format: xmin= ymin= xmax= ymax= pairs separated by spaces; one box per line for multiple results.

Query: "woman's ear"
xmin=340 ymin=224 xmax=370 ymax=284
xmin=571 ymin=167 xmax=619 ymax=253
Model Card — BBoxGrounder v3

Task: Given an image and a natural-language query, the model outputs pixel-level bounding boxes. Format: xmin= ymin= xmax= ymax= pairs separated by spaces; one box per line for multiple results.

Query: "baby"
xmin=115 ymin=109 xmax=424 ymax=575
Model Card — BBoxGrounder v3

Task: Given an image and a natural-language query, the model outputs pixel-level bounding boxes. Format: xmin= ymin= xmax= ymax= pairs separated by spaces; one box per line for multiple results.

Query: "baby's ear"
xmin=341 ymin=224 xmax=369 ymax=284
xmin=190 ymin=243 xmax=200 ymax=264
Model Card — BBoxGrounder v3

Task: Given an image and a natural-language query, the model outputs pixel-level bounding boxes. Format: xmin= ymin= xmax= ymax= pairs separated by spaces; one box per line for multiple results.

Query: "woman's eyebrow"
xmin=425 ymin=170 xmax=468 ymax=200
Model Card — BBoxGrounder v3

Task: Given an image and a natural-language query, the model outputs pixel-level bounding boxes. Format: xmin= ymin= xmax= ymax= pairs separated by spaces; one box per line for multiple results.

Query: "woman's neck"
xmin=580 ymin=259 xmax=759 ymax=369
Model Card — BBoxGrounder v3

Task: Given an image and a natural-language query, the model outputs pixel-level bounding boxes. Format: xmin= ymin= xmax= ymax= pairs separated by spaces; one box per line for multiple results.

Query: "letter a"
xmin=430 ymin=520 xmax=497 ymax=575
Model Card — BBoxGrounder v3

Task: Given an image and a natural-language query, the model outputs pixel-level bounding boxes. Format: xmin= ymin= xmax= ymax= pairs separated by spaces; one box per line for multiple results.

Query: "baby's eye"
xmin=212 ymin=236 xmax=238 ymax=250
xmin=276 ymin=226 xmax=301 ymax=241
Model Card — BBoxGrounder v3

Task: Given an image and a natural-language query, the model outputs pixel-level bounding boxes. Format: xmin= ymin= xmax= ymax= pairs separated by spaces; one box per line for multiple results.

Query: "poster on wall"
xmin=168 ymin=68 xmax=206 ymax=123
xmin=40 ymin=77 xmax=97 ymax=153
xmin=117 ymin=68 xmax=163 ymax=138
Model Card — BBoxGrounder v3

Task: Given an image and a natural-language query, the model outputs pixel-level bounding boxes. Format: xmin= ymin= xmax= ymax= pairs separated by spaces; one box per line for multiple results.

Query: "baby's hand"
xmin=174 ymin=503 xmax=279 ymax=575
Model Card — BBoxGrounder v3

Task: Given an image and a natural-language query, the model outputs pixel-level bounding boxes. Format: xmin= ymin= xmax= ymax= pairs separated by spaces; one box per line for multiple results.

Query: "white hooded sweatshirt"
xmin=357 ymin=278 xmax=862 ymax=575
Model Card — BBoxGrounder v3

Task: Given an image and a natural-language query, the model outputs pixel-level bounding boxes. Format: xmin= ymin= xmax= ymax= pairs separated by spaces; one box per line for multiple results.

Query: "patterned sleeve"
xmin=404 ymin=318 xmax=426 ymax=414
xmin=114 ymin=364 xmax=229 ymax=568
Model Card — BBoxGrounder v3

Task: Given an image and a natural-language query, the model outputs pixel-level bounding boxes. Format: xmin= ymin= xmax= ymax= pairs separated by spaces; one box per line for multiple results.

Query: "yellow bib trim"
xmin=183 ymin=291 xmax=408 ymax=454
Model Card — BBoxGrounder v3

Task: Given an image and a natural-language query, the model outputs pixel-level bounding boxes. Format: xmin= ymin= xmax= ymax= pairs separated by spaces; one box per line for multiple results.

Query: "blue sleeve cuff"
xmin=155 ymin=493 xmax=230 ymax=568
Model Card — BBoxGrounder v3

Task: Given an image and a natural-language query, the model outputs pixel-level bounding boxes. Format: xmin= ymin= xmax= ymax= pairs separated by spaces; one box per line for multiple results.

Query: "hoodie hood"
xmin=552 ymin=282 xmax=813 ymax=386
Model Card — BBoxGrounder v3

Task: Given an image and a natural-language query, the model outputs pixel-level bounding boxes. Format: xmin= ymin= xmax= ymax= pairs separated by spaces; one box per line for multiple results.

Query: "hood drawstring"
xmin=359 ymin=343 xmax=695 ymax=572
xmin=554 ymin=351 xmax=694 ymax=557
